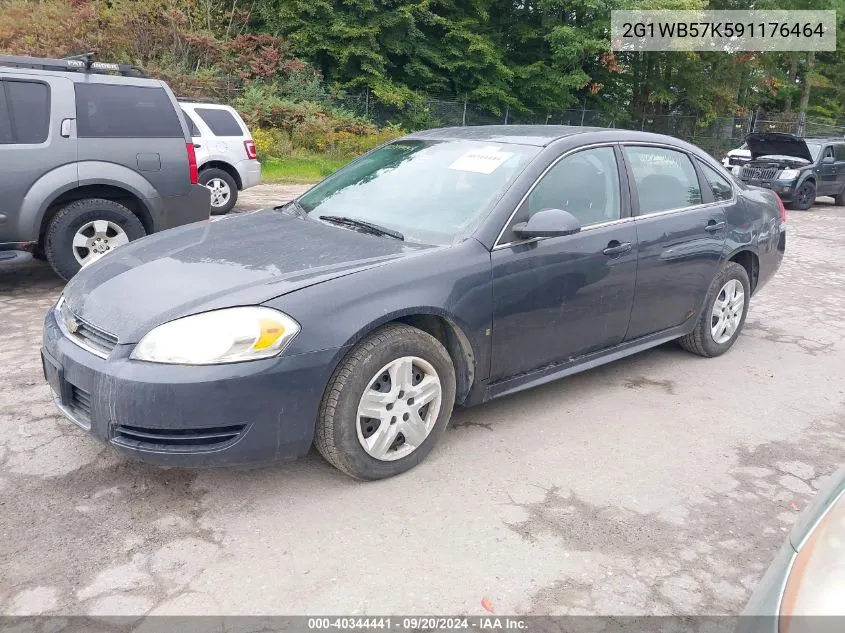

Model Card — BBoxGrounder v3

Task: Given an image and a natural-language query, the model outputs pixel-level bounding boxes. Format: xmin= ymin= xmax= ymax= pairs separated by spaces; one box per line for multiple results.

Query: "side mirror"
xmin=823 ymin=155 xmax=835 ymax=164
xmin=512 ymin=208 xmax=582 ymax=239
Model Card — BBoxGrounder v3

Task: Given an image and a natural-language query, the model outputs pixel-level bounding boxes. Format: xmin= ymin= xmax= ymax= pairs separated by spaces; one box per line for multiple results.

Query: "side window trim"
xmin=622 ymin=143 xmax=713 ymax=218
xmin=0 ymin=81 xmax=11 ymax=144
xmin=696 ymin=159 xmax=737 ymax=204
xmin=1 ymin=78 xmax=51 ymax=145
xmin=494 ymin=142 xmax=629 ymax=249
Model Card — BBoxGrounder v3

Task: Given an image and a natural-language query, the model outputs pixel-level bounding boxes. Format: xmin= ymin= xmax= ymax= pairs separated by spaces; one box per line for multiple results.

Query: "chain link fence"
xmin=331 ymin=92 xmax=845 ymax=160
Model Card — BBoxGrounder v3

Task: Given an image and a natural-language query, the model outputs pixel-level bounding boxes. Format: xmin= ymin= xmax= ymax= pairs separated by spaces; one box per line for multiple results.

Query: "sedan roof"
xmin=407 ymin=125 xmax=690 ymax=148
xmin=407 ymin=125 xmax=611 ymax=147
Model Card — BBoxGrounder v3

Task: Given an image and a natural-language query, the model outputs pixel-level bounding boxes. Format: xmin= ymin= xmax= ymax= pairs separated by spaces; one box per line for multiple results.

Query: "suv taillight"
xmin=244 ymin=140 xmax=257 ymax=160
xmin=186 ymin=143 xmax=199 ymax=184
xmin=776 ymin=193 xmax=787 ymax=225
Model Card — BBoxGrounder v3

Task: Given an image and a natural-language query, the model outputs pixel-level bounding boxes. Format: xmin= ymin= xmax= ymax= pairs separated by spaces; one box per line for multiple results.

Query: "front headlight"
xmin=779 ymin=169 xmax=800 ymax=180
xmin=732 ymin=166 xmax=742 ymax=176
xmin=130 ymin=307 xmax=300 ymax=365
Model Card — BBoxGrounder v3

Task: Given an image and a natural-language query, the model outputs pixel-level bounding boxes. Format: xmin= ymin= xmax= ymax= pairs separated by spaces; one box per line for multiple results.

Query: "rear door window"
xmin=181 ymin=109 xmax=200 ymax=137
xmin=835 ymin=144 xmax=845 ymax=161
xmin=75 ymin=84 xmax=183 ymax=138
xmin=699 ymin=162 xmax=733 ymax=202
xmin=2 ymin=80 xmax=50 ymax=144
xmin=625 ymin=146 xmax=703 ymax=214
xmin=194 ymin=108 xmax=243 ymax=136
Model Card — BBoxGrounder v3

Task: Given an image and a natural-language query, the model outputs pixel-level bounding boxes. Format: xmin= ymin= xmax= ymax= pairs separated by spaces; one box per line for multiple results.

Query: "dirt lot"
xmin=0 ymin=189 xmax=843 ymax=618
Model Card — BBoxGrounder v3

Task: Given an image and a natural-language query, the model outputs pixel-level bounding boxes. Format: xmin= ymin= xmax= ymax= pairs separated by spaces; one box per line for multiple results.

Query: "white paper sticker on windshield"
xmin=449 ymin=146 xmax=513 ymax=174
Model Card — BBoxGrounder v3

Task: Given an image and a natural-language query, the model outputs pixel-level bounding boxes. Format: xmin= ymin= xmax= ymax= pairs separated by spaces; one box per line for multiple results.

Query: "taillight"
xmin=776 ymin=194 xmax=787 ymax=225
xmin=244 ymin=140 xmax=257 ymax=160
xmin=186 ymin=143 xmax=199 ymax=185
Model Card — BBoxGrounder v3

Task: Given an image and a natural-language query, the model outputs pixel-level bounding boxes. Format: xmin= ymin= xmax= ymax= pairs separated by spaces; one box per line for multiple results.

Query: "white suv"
xmin=179 ymin=101 xmax=260 ymax=214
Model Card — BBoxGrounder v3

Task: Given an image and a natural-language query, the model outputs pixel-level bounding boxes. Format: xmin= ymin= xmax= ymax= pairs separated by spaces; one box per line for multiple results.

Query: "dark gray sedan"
xmin=41 ymin=126 xmax=786 ymax=479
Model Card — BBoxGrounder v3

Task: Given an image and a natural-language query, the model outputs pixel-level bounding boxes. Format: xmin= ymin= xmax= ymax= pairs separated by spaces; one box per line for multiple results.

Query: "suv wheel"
xmin=315 ymin=324 xmax=457 ymax=480
xmin=788 ymin=180 xmax=816 ymax=210
xmin=834 ymin=187 xmax=845 ymax=206
xmin=45 ymin=198 xmax=146 ymax=280
xmin=200 ymin=168 xmax=238 ymax=215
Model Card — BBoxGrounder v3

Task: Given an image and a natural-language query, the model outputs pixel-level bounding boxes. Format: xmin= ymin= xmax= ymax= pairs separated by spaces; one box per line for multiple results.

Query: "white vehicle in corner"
xmin=721 ymin=142 xmax=751 ymax=168
xmin=179 ymin=100 xmax=260 ymax=214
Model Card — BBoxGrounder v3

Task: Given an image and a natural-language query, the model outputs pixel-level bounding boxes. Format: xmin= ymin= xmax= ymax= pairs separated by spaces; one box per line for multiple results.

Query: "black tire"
xmin=44 ymin=198 xmax=146 ymax=280
xmin=315 ymin=323 xmax=457 ymax=480
xmin=200 ymin=168 xmax=238 ymax=215
xmin=834 ymin=188 xmax=845 ymax=206
xmin=679 ymin=261 xmax=751 ymax=358
xmin=787 ymin=180 xmax=816 ymax=211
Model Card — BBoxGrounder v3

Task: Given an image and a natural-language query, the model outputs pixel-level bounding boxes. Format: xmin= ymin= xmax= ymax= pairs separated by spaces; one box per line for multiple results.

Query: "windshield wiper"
xmin=319 ymin=215 xmax=404 ymax=241
xmin=275 ymin=199 xmax=306 ymax=217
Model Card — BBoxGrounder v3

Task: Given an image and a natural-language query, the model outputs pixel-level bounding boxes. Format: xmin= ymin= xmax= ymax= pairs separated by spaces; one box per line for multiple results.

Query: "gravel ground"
xmin=0 ymin=189 xmax=842 ymax=618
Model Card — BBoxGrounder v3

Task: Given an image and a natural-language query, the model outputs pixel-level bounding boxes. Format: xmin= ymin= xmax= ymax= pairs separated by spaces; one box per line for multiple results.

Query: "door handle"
xmin=60 ymin=118 xmax=73 ymax=138
xmin=705 ymin=220 xmax=726 ymax=233
xmin=193 ymin=143 xmax=202 ymax=148
xmin=602 ymin=241 xmax=632 ymax=256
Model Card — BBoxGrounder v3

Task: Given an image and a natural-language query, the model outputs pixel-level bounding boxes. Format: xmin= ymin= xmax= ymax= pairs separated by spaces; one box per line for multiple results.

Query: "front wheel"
xmin=679 ymin=262 xmax=751 ymax=358
xmin=787 ymin=181 xmax=815 ymax=211
xmin=315 ymin=323 xmax=457 ymax=480
xmin=200 ymin=168 xmax=238 ymax=215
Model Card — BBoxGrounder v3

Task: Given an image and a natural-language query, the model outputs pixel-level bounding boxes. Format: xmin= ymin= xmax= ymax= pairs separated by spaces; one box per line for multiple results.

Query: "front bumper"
xmin=739 ymin=178 xmax=799 ymax=201
xmin=236 ymin=159 xmax=262 ymax=190
xmin=41 ymin=308 xmax=340 ymax=467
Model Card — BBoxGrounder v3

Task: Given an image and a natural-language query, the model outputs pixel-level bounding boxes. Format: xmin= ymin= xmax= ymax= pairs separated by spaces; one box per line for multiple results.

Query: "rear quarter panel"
xmin=729 ymin=187 xmax=785 ymax=292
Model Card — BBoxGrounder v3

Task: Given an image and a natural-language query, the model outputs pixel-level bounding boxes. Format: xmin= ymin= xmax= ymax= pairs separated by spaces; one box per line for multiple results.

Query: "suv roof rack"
xmin=0 ymin=53 xmax=148 ymax=78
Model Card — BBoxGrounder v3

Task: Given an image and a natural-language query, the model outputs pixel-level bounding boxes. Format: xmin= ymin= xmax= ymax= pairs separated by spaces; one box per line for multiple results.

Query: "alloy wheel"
xmin=72 ymin=220 xmax=130 ymax=267
xmin=710 ymin=278 xmax=745 ymax=344
xmin=206 ymin=178 xmax=231 ymax=208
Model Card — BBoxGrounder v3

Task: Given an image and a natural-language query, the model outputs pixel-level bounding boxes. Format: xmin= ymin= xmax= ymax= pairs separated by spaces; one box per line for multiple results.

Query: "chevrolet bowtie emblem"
xmin=66 ymin=317 xmax=80 ymax=334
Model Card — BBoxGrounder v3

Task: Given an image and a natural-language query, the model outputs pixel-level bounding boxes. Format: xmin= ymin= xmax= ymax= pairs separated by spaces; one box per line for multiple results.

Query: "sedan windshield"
xmin=297 ymin=140 xmax=539 ymax=245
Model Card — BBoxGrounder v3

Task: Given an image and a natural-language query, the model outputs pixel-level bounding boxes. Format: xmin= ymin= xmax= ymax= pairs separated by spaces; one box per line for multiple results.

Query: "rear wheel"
xmin=679 ymin=262 xmax=751 ymax=358
xmin=44 ymin=198 xmax=146 ymax=280
xmin=834 ymin=187 xmax=845 ymax=206
xmin=200 ymin=168 xmax=238 ymax=215
xmin=315 ymin=323 xmax=456 ymax=480
xmin=787 ymin=180 xmax=815 ymax=211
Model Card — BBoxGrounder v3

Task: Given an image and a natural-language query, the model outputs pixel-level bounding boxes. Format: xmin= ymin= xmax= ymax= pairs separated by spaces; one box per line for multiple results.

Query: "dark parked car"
xmin=0 ymin=54 xmax=210 ymax=279
xmin=41 ymin=126 xmax=786 ymax=479
xmin=732 ymin=133 xmax=845 ymax=210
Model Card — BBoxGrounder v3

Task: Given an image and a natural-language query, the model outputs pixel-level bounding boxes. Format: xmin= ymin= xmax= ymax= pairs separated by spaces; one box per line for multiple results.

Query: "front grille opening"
xmin=74 ymin=321 xmax=118 ymax=355
xmin=112 ymin=424 xmax=246 ymax=451
xmin=740 ymin=166 xmax=778 ymax=180
xmin=70 ymin=384 xmax=91 ymax=418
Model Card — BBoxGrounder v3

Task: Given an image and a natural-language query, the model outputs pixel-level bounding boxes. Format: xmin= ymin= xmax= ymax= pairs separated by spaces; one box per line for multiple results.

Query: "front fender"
xmin=267 ymin=241 xmax=494 ymax=384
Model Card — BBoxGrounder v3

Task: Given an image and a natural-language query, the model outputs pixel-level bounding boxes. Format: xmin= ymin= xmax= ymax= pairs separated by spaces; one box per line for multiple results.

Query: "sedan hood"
xmin=63 ymin=210 xmax=428 ymax=343
xmin=745 ymin=133 xmax=813 ymax=162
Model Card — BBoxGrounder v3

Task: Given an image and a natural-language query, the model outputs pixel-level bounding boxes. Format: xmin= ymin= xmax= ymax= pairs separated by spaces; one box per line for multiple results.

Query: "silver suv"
xmin=0 ymin=54 xmax=210 ymax=279
xmin=179 ymin=101 xmax=261 ymax=214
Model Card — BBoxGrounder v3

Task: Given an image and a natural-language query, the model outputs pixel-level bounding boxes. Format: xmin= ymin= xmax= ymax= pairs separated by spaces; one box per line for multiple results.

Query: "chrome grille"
xmin=740 ymin=166 xmax=778 ymax=180
xmin=57 ymin=298 xmax=118 ymax=357
xmin=72 ymin=320 xmax=118 ymax=356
